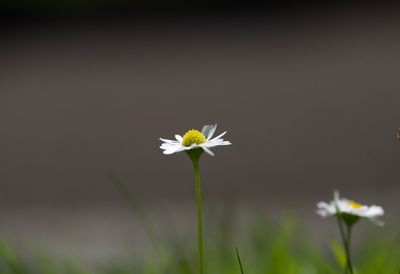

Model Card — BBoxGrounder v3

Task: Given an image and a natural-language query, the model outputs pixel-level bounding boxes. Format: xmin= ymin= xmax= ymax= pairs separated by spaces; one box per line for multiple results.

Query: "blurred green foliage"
xmin=0 ymin=214 xmax=398 ymax=274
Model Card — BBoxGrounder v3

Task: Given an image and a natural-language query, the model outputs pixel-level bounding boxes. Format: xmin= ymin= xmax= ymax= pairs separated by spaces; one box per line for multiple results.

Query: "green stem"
xmin=192 ymin=157 xmax=205 ymax=274
xmin=344 ymin=224 xmax=354 ymax=274
xmin=336 ymin=216 xmax=350 ymax=274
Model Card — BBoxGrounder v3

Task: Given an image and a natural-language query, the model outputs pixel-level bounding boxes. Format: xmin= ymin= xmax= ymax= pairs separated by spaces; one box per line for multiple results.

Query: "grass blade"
xmin=235 ymin=247 xmax=245 ymax=274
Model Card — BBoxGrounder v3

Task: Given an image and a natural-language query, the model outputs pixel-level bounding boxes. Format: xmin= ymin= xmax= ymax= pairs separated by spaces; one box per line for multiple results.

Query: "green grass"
xmin=1 ymin=174 xmax=396 ymax=274
xmin=1 ymin=174 xmax=394 ymax=274
xmin=0 ymin=213 xmax=398 ymax=274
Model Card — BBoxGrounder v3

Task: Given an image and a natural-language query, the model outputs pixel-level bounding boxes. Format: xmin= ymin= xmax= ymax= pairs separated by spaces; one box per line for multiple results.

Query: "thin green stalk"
xmin=191 ymin=157 xmax=204 ymax=274
xmin=344 ymin=224 xmax=354 ymax=274
xmin=235 ymin=247 xmax=245 ymax=274
xmin=336 ymin=216 xmax=350 ymax=274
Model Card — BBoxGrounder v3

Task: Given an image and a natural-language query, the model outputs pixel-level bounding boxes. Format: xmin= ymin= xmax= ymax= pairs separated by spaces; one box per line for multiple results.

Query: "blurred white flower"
xmin=160 ymin=124 xmax=231 ymax=156
xmin=317 ymin=191 xmax=384 ymax=226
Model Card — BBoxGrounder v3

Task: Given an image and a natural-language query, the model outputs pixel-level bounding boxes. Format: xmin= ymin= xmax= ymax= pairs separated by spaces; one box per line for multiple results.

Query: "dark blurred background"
xmin=0 ymin=1 xmax=399 ymax=262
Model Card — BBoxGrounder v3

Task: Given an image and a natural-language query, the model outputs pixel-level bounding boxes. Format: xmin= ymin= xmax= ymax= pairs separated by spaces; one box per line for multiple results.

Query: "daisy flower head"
xmin=160 ymin=124 xmax=231 ymax=156
xmin=317 ymin=191 xmax=384 ymax=226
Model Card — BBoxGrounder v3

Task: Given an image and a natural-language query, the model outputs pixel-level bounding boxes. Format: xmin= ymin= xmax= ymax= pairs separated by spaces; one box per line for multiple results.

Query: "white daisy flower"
xmin=316 ymin=191 xmax=384 ymax=226
xmin=160 ymin=124 xmax=231 ymax=156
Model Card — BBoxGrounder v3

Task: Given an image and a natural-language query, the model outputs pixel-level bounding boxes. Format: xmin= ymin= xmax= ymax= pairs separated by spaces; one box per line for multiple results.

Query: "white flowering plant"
xmin=317 ymin=191 xmax=384 ymax=274
xmin=160 ymin=124 xmax=231 ymax=274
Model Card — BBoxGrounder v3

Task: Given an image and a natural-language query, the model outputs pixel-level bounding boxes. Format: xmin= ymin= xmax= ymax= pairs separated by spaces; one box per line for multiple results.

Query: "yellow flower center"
xmin=347 ymin=201 xmax=362 ymax=209
xmin=182 ymin=129 xmax=206 ymax=146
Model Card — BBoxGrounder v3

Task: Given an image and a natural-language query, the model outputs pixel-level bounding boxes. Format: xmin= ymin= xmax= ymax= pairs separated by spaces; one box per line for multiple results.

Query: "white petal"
xmin=160 ymin=138 xmax=179 ymax=144
xmin=369 ymin=218 xmax=385 ymax=226
xmin=201 ymin=146 xmax=215 ymax=156
xmin=201 ymin=124 xmax=216 ymax=138
xmin=334 ymin=190 xmax=341 ymax=203
xmin=160 ymin=144 xmax=173 ymax=150
xmin=207 ymin=124 xmax=218 ymax=140
xmin=202 ymin=140 xmax=231 ymax=148
xmin=160 ymin=142 xmax=180 ymax=148
xmin=183 ymin=145 xmax=195 ymax=151
xmin=174 ymin=146 xmax=187 ymax=153
xmin=316 ymin=209 xmax=329 ymax=217
xmin=210 ymin=131 xmax=226 ymax=141
xmin=164 ymin=144 xmax=185 ymax=154
xmin=175 ymin=135 xmax=183 ymax=142
xmin=317 ymin=202 xmax=336 ymax=215
xmin=160 ymin=144 xmax=175 ymax=150
xmin=217 ymin=141 xmax=231 ymax=145
xmin=163 ymin=148 xmax=177 ymax=154
xmin=364 ymin=206 xmax=384 ymax=217
xmin=201 ymin=125 xmax=211 ymax=135
xmin=180 ymin=144 xmax=199 ymax=151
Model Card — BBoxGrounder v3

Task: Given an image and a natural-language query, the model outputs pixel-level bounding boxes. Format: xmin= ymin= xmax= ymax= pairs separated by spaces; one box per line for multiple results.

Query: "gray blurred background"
xmin=1 ymin=5 xmax=400 ymax=262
